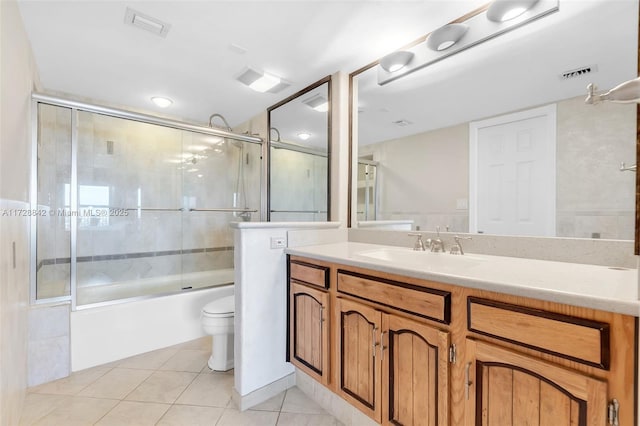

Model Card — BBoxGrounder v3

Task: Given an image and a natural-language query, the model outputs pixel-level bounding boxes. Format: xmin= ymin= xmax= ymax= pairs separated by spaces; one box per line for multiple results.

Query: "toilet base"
xmin=208 ymin=333 xmax=234 ymax=372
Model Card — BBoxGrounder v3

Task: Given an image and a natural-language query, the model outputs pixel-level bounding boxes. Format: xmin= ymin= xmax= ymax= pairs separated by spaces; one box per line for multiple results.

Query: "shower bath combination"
xmin=31 ymin=96 xmax=262 ymax=309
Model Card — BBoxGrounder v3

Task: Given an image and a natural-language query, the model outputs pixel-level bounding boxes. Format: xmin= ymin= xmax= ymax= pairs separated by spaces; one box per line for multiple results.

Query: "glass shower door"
xmin=34 ymin=103 xmax=72 ymax=301
xmin=75 ymin=111 xmax=184 ymax=306
xmin=180 ymin=131 xmax=261 ymax=290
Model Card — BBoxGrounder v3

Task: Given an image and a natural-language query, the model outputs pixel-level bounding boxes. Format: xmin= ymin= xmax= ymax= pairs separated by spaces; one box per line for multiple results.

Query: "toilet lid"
xmin=202 ymin=295 xmax=235 ymax=315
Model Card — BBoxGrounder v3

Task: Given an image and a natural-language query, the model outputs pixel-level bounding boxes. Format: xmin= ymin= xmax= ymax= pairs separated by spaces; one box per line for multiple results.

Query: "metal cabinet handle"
xmin=465 ymin=362 xmax=473 ymax=400
xmin=319 ymin=305 xmax=324 ymax=324
xmin=380 ymin=331 xmax=387 ymax=360
xmin=372 ymin=327 xmax=379 ymax=358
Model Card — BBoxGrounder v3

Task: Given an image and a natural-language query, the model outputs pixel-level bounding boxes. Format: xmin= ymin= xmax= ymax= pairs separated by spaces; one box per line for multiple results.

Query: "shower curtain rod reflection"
xmin=32 ymin=93 xmax=263 ymax=144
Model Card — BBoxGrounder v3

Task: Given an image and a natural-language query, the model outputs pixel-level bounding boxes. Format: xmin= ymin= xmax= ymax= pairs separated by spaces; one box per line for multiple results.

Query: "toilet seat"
xmin=202 ymin=295 xmax=234 ymax=316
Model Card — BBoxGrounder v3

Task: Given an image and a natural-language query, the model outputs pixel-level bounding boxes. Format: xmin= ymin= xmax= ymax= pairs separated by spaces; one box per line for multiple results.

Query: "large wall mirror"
xmin=350 ymin=1 xmax=638 ymax=243
xmin=268 ymin=76 xmax=331 ymax=221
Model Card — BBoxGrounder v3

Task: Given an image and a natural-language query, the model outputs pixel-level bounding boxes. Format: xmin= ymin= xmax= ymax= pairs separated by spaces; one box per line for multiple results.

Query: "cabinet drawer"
xmin=290 ymin=260 xmax=329 ymax=289
xmin=467 ymin=297 xmax=610 ymax=369
xmin=337 ymin=270 xmax=450 ymax=324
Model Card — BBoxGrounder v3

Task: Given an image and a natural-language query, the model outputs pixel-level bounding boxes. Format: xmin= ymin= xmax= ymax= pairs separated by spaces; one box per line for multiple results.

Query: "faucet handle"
xmin=452 ymin=235 xmax=472 ymax=255
xmin=408 ymin=233 xmax=426 ymax=251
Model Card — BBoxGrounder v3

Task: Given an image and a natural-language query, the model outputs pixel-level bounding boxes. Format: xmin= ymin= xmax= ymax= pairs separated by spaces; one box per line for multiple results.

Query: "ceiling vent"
xmin=393 ymin=119 xmax=413 ymax=127
xmin=560 ymin=65 xmax=598 ymax=80
xmin=124 ymin=8 xmax=171 ymax=38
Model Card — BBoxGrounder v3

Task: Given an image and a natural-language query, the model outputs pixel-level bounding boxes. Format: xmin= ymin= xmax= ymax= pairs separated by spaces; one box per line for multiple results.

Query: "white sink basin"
xmin=356 ymin=247 xmax=487 ymax=270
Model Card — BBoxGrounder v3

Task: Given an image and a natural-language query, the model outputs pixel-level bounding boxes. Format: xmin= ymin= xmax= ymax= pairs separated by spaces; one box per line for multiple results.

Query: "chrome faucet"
xmin=430 ymin=227 xmax=445 ymax=253
xmin=408 ymin=233 xmax=427 ymax=251
xmin=450 ymin=235 xmax=472 ymax=255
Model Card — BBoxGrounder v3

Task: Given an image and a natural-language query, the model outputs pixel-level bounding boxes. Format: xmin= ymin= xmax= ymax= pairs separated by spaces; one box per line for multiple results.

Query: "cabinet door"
xmin=290 ymin=281 xmax=329 ymax=384
xmin=383 ymin=314 xmax=450 ymax=426
xmin=336 ymin=297 xmax=383 ymax=422
xmin=464 ymin=339 xmax=608 ymax=426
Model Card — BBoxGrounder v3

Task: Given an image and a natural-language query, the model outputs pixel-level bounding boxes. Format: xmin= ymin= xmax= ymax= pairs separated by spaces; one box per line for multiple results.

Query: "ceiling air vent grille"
xmin=560 ymin=65 xmax=598 ymax=80
xmin=124 ymin=8 xmax=171 ymax=38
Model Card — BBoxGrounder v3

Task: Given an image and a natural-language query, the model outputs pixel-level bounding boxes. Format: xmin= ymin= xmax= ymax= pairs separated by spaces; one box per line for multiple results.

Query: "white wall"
xmin=0 ymin=1 xmax=40 ymax=424
xmin=232 ymin=222 xmax=341 ymax=404
xmin=330 ymin=71 xmax=349 ymax=226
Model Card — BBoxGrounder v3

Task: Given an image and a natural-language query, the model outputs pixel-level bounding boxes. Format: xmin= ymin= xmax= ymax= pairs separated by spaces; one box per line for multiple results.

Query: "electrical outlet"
xmin=270 ymin=237 xmax=286 ymax=249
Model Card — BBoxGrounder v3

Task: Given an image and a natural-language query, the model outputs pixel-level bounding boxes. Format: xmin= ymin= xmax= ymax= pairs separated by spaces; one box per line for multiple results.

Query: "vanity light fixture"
xmin=297 ymin=132 xmax=311 ymax=141
xmin=377 ymin=0 xmax=557 ymax=86
xmin=302 ymin=95 xmax=329 ymax=112
xmin=151 ymin=96 xmax=173 ymax=108
xmin=486 ymin=0 xmax=540 ymax=22
xmin=426 ymin=23 xmax=469 ymax=51
xmin=380 ymin=51 xmax=414 ymax=73
xmin=236 ymin=67 xmax=290 ymax=93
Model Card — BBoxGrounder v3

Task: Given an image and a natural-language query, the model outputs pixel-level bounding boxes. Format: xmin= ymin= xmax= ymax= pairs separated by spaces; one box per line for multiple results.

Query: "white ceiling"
xmin=17 ymin=0 xmax=488 ymax=128
xmin=357 ymin=0 xmax=639 ymax=145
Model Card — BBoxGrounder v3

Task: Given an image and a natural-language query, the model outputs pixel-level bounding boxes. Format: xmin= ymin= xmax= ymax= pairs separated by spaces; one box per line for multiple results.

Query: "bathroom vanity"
xmin=286 ymin=242 xmax=638 ymax=426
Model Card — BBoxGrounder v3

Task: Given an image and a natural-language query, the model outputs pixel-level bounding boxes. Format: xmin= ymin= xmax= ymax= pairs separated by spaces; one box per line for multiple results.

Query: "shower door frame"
xmin=29 ymin=93 xmax=264 ymax=309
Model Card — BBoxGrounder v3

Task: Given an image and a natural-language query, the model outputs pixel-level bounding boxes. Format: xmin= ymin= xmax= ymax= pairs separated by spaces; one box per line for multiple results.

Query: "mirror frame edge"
xmin=348 ymin=4 xmax=640 ymax=254
xmin=266 ymin=75 xmax=332 ymax=222
xmin=635 ymin=4 xmax=640 ymax=255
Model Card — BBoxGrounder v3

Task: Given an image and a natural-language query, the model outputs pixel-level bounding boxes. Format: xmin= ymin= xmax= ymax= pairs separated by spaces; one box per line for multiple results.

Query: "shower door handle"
xmin=124 ymin=207 xmax=184 ymax=211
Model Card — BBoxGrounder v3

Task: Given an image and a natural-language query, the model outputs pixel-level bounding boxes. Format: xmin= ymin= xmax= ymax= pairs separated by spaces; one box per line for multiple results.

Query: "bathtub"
xmin=70 ymin=274 xmax=234 ymax=371
xmin=76 ymin=268 xmax=234 ymax=307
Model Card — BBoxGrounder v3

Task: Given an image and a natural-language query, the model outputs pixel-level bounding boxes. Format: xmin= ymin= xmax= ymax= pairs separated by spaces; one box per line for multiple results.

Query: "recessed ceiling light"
xmin=236 ymin=67 xmax=290 ymax=93
xmin=250 ymin=73 xmax=280 ymax=93
xmin=151 ymin=96 xmax=173 ymax=108
xmin=298 ymin=132 xmax=311 ymax=141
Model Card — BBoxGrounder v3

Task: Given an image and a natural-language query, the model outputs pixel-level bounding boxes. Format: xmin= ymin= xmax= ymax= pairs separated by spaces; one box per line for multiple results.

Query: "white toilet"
xmin=201 ymin=295 xmax=235 ymax=371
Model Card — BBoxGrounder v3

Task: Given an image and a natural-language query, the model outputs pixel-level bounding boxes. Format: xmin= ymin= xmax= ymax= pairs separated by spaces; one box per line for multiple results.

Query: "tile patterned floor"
xmin=20 ymin=337 xmax=341 ymax=425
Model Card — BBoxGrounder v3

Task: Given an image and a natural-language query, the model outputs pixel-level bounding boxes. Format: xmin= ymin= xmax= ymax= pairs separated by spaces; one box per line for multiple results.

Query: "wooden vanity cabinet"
xmin=464 ymin=339 xmax=608 ymax=426
xmin=288 ymin=258 xmax=331 ymax=385
xmin=335 ymin=274 xmax=451 ymax=426
xmin=287 ymin=256 xmax=637 ymax=426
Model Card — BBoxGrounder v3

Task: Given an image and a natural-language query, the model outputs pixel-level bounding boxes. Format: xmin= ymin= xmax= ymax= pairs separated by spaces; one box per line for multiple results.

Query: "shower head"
xmin=269 ymin=127 xmax=281 ymax=142
xmin=208 ymin=113 xmax=232 ymax=131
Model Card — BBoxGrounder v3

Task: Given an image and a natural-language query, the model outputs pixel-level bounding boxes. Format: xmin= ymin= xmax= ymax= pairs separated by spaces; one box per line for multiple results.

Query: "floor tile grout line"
xmin=161 ymin=367 xmax=201 ymax=406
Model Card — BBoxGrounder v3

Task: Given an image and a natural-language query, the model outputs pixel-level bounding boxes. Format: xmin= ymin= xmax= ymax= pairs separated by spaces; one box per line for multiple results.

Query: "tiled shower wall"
xmin=270 ymin=148 xmax=328 ymax=222
xmin=358 ymin=95 xmax=636 ymax=240
xmin=35 ymin=104 xmax=261 ymax=301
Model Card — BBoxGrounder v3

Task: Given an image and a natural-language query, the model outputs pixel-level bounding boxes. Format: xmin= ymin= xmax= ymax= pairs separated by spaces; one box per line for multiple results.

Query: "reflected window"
xmin=64 ymin=184 xmax=111 ymax=228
